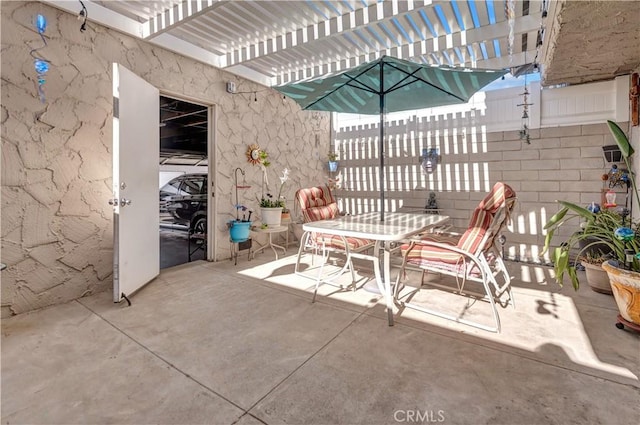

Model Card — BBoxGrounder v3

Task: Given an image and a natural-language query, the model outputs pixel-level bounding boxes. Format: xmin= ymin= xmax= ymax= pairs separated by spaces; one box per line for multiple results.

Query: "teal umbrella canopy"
xmin=274 ymin=56 xmax=508 ymax=115
xmin=275 ymin=56 xmax=507 ymax=220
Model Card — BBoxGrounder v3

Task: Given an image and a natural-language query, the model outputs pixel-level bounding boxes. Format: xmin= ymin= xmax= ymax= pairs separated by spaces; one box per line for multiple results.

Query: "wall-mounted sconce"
xmin=419 ymin=148 xmax=440 ymax=174
xmin=602 ymin=145 xmax=622 ymax=163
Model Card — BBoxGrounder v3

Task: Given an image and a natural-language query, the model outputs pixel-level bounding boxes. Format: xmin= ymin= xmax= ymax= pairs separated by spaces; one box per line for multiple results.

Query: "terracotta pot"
xmin=602 ymin=260 xmax=640 ymax=325
xmin=580 ymin=261 xmax=612 ymax=295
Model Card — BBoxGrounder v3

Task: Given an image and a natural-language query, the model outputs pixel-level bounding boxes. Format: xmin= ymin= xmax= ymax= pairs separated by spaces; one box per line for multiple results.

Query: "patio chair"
xmin=395 ymin=182 xmax=517 ymax=332
xmin=293 ymin=185 xmax=376 ymax=301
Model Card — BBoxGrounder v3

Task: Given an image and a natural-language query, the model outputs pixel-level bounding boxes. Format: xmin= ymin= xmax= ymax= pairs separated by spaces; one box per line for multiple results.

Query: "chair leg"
xmin=398 ymin=256 xmax=502 ymax=333
xmin=312 ymin=243 xmax=327 ymax=303
xmin=294 ymin=231 xmax=311 ymax=275
xmin=494 ymin=255 xmax=515 ymax=308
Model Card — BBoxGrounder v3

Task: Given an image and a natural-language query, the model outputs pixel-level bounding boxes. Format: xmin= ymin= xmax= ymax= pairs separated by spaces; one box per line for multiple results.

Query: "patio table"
xmin=302 ymin=212 xmax=449 ymax=326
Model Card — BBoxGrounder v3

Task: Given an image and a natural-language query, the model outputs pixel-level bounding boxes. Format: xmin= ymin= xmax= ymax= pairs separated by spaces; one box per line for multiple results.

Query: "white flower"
xmin=280 ymin=168 xmax=290 ymax=185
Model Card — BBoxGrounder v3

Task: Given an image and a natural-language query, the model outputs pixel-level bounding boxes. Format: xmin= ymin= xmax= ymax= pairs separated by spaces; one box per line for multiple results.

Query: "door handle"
xmin=108 ymin=198 xmax=131 ymax=207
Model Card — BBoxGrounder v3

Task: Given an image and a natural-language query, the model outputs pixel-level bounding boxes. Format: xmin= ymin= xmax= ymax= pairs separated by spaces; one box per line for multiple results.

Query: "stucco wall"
xmin=1 ymin=2 xmax=329 ymax=317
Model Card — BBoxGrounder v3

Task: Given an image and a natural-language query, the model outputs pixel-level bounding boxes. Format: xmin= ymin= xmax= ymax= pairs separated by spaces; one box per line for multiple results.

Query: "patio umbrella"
xmin=274 ymin=55 xmax=507 ymax=221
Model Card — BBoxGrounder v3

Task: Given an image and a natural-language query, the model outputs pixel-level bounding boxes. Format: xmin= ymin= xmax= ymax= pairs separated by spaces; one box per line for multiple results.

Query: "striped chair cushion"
xmin=403 ymin=242 xmax=465 ymax=266
xmin=303 ymin=203 xmax=339 ymax=223
xmin=296 ymin=186 xmax=335 ymax=209
xmin=456 ymin=208 xmax=492 ymax=253
xmin=296 ymin=185 xmax=372 ymax=252
xmin=402 ymin=182 xmax=516 ymax=267
xmin=419 ymin=233 xmax=460 ymax=246
xmin=407 ymin=257 xmax=483 ymax=278
xmin=313 ymin=233 xmax=373 ymax=251
xmin=478 ymin=182 xmax=516 ymax=214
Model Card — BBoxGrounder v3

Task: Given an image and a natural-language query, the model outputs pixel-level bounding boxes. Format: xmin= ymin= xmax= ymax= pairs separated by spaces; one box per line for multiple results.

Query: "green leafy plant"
xmin=259 ymin=193 xmax=284 ymax=208
xmin=328 ymin=152 xmax=338 ymax=162
xmin=580 ymin=251 xmax=610 ymax=266
xmin=542 ymin=121 xmax=640 ymax=289
xmin=608 ymin=121 xmax=639 ymax=206
xmin=259 ymin=150 xmax=270 ymax=167
xmin=542 ymin=208 xmax=639 ymax=289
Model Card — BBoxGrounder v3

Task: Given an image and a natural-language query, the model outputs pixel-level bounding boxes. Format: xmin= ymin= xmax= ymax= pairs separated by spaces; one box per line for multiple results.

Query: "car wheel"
xmin=192 ymin=216 xmax=207 ymax=234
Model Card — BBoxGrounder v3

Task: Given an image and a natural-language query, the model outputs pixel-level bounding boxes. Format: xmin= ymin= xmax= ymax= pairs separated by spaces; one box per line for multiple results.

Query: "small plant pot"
xmin=580 ymin=261 xmax=612 ymax=295
xmin=229 ymin=221 xmax=251 ymax=242
xmin=328 ymin=161 xmax=338 ymax=172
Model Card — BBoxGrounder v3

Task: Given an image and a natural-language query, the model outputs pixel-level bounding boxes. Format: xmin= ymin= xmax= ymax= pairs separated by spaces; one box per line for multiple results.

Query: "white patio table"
xmin=302 ymin=211 xmax=449 ymax=326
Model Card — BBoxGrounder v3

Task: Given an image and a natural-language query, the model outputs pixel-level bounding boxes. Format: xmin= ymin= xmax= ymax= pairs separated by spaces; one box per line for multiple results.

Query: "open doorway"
xmin=158 ymin=95 xmax=210 ymax=269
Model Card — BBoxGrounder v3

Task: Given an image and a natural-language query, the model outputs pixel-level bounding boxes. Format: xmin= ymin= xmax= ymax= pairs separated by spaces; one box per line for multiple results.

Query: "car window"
xmin=160 ymin=178 xmax=183 ymax=197
xmin=180 ymin=177 xmax=205 ymax=196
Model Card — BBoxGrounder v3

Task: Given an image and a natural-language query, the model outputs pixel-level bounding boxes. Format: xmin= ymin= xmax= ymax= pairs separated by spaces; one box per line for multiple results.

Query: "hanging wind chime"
xmin=30 ymin=14 xmax=50 ymax=103
xmin=517 ymin=79 xmax=533 ymax=144
xmin=506 ymin=0 xmax=533 ymax=144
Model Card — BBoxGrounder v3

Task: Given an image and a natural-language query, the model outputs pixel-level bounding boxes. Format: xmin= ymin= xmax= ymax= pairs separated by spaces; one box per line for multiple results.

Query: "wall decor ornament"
xmin=30 ymin=14 xmax=50 ymax=103
xmin=419 ymin=148 xmax=440 ymax=174
xmin=246 ymin=144 xmax=261 ymax=165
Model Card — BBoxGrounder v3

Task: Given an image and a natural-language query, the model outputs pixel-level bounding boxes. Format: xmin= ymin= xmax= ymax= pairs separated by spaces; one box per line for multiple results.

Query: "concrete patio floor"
xmin=2 ymin=248 xmax=639 ymax=425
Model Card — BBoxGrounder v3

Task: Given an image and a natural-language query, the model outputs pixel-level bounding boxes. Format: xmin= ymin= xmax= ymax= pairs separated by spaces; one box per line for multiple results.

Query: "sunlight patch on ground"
xmin=235 ymin=255 xmax=637 ymax=382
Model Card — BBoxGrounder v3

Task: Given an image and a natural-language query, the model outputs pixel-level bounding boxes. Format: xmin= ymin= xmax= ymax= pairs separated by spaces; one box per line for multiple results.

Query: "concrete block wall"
xmin=1 ymin=2 xmax=329 ymax=317
xmin=334 ymin=82 xmax=636 ymax=263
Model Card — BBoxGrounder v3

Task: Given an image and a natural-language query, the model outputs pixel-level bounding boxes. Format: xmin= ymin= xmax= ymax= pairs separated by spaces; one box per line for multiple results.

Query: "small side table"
xmin=252 ymin=225 xmax=288 ymax=260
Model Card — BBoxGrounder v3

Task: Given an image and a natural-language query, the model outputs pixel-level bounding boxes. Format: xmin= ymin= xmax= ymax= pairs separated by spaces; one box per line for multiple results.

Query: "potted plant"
xmin=258 ymin=168 xmax=289 ymax=227
xmin=542 ymin=120 xmax=640 ymax=330
xmin=328 ymin=152 xmax=339 ymax=172
xmin=228 ymin=205 xmax=252 ymax=242
xmin=580 ymin=252 xmax=612 ymax=295
xmin=543 ymin=208 xmax=626 ymax=289
xmin=281 ymin=207 xmax=291 ymax=221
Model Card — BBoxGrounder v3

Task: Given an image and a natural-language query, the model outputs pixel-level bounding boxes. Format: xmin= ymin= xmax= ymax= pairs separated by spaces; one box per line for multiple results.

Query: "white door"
xmin=111 ymin=63 xmax=159 ymax=302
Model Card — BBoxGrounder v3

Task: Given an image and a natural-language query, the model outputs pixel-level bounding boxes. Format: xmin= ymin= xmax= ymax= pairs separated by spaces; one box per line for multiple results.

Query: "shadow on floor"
xmin=160 ymin=228 xmax=205 ymax=269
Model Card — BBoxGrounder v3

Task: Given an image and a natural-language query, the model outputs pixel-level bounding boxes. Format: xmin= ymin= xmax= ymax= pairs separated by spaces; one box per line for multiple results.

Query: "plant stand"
xmin=616 ymin=314 xmax=640 ymax=332
xmin=230 ymin=238 xmax=252 ymax=265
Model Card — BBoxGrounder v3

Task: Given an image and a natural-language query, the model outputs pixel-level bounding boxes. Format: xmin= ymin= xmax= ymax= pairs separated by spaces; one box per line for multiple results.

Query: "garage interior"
xmin=159 ymin=95 xmax=209 ymax=268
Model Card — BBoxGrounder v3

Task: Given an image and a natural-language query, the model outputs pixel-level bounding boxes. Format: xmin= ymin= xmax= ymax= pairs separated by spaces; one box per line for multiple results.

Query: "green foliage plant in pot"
xmin=542 ymin=208 xmax=634 ymax=288
xmin=542 ymin=120 xmax=640 ymax=329
xmin=580 ymin=252 xmax=613 ymax=295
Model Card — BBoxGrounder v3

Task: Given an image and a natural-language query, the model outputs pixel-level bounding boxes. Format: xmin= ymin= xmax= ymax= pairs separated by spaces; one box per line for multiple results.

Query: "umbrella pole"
xmin=379 ymin=63 xmax=385 ymax=222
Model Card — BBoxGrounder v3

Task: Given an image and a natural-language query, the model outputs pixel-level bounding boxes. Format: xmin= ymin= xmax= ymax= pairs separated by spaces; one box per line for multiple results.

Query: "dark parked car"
xmin=159 ymin=173 xmax=207 ymax=233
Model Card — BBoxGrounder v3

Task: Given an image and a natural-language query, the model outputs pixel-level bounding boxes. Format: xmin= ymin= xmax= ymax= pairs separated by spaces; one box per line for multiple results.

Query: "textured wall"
xmin=1 ymin=2 xmax=329 ymax=317
xmin=334 ymin=122 xmax=622 ymax=262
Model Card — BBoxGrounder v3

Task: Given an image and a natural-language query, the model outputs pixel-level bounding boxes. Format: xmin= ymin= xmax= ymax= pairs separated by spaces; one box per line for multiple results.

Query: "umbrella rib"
xmin=383 ymin=62 xmax=467 ymax=102
xmin=303 ymin=62 xmax=381 ymax=110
